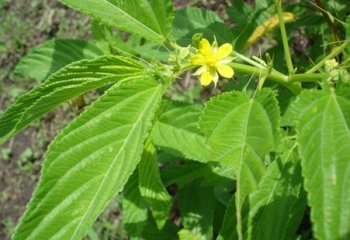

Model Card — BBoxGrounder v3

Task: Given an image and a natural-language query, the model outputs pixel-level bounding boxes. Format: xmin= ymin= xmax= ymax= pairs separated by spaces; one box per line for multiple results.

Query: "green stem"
xmin=233 ymin=51 xmax=266 ymax=69
xmin=306 ymin=39 xmax=350 ymax=73
xmin=178 ymin=64 xmax=196 ymax=75
xmin=229 ymin=62 xmax=302 ymax=94
xmin=276 ymin=0 xmax=294 ymax=74
xmin=181 ymin=62 xmax=316 ymax=94
xmin=288 ymin=73 xmax=323 ymax=83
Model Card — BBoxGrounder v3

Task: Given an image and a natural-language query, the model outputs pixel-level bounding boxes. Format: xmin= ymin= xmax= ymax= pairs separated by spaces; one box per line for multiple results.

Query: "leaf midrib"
xmin=64 ymin=0 xmax=165 ymax=42
xmin=236 ymin=100 xmax=254 ymax=240
xmin=250 ymin=145 xmax=296 ymax=239
xmin=10 ymin=75 xmax=143 ymax=143
xmin=70 ymin=84 xmax=162 ymax=239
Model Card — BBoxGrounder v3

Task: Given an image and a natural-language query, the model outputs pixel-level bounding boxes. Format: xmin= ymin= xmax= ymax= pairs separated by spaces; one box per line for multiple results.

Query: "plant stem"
xmin=288 ymin=73 xmax=323 ymax=83
xmin=233 ymin=51 xmax=266 ymax=69
xmin=276 ymin=0 xmax=294 ymax=74
xmin=183 ymin=61 xmax=322 ymax=94
xmin=229 ymin=62 xmax=302 ymax=94
xmin=306 ymin=39 xmax=350 ymax=73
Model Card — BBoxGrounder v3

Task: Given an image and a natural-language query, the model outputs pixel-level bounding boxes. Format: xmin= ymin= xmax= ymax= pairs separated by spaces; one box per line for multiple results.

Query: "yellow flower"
xmin=190 ymin=38 xmax=234 ymax=86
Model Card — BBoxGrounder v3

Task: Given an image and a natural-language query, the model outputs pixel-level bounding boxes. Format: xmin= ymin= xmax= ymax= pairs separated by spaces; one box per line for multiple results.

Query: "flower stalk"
xmin=229 ymin=62 xmax=303 ymax=93
xmin=306 ymin=39 xmax=350 ymax=73
xmin=276 ymin=0 xmax=294 ymax=74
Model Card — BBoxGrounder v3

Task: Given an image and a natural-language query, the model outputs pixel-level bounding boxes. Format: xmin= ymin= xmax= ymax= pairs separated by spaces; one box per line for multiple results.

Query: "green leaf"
xmin=152 ymin=100 xmax=211 ymax=163
xmin=142 ymin=218 xmax=179 ymax=240
xmin=173 ymin=7 xmax=222 ymax=40
xmin=285 ymin=90 xmax=323 ymax=126
xmin=173 ymin=7 xmax=232 ymax=46
xmin=295 ymin=90 xmax=350 ymax=240
xmin=178 ymin=179 xmax=215 ymax=239
xmin=123 ymin=172 xmax=148 ymax=238
xmin=160 ymin=160 xmax=234 ymax=190
xmin=13 ymin=78 xmax=165 ymax=240
xmin=0 ymin=55 xmax=146 ymax=144
xmin=345 ymin=16 xmax=350 ymax=57
xmin=91 ymin=20 xmax=114 ymax=54
xmin=227 ymin=0 xmax=253 ymax=26
xmin=243 ymin=139 xmax=306 ymax=240
xmin=138 ymin=140 xmax=172 ymax=229
xmin=14 ymin=39 xmax=103 ymax=81
xmin=132 ymin=42 xmax=171 ymax=62
xmin=178 ymin=229 xmax=202 ymax=240
xmin=227 ymin=0 xmax=270 ymax=51
xmin=161 ymin=161 xmax=213 ymax=188
xmin=200 ymin=91 xmax=276 ymax=238
xmin=254 ymin=88 xmax=282 ymax=150
xmin=59 ymin=0 xmax=174 ymax=43
xmin=217 ymin=196 xmax=237 ymax=240
xmin=199 ymin=91 xmax=274 ymax=169
xmin=325 ymin=0 xmax=350 ymax=19
xmin=108 ymin=32 xmax=171 ymax=62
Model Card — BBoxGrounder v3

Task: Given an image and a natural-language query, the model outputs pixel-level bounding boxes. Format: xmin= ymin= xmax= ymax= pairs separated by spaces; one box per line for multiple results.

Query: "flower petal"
xmin=198 ymin=38 xmax=212 ymax=55
xmin=212 ymin=71 xmax=219 ymax=87
xmin=190 ymin=54 xmax=206 ymax=65
xmin=193 ymin=66 xmax=207 ymax=76
xmin=217 ymin=64 xmax=234 ymax=78
xmin=218 ymin=57 xmax=234 ymax=65
xmin=216 ymin=43 xmax=233 ymax=60
xmin=200 ymin=69 xmax=214 ymax=86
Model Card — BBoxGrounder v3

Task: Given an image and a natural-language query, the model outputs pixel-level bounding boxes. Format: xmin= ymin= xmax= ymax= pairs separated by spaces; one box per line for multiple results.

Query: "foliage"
xmin=1 ymin=0 xmax=350 ymax=239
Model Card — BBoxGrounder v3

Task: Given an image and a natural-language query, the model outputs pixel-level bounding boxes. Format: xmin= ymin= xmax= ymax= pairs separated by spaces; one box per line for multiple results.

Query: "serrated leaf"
xmin=178 ymin=229 xmax=202 ymax=240
xmin=160 ymin=160 xmax=234 ymax=190
xmin=217 ymin=196 xmax=237 ymax=240
xmin=142 ymin=218 xmax=179 ymax=240
xmin=14 ymin=39 xmax=103 ymax=81
xmin=138 ymin=140 xmax=172 ymax=229
xmin=228 ymin=0 xmax=270 ymax=51
xmin=173 ymin=7 xmax=223 ymax=41
xmin=295 ymin=90 xmax=350 ymax=240
xmin=123 ymin=172 xmax=148 ymax=238
xmin=199 ymin=91 xmax=274 ymax=169
xmin=345 ymin=16 xmax=350 ymax=57
xmin=254 ymin=88 xmax=282 ymax=150
xmin=200 ymin=91 xmax=276 ymax=238
xmin=243 ymin=139 xmax=306 ymax=240
xmin=227 ymin=0 xmax=253 ymax=26
xmin=161 ymin=161 xmax=213 ymax=188
xmin=173 ymin=7 xmax=232 ymax=46
xmin=91 ymin=20 xmax=113 ymax=54
xmin=337 ymin=86 xmax=350 ymax=100
xmin=283 ymin=90 xmax=323 ymax=127
xmin=0 ymin=55 xmax=146 ymax=144
xmin=59 ymin=0 xmax=174 ymax=43
xmin=13 ymin=78 xmax=165 ymax=240
xmin=152 ymin=100 xmax=211 ymax=163
xmin=178 ymin=179 xmax=215 ymax=240
xmin=133 ymin=42 xmax=171 ymax=62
